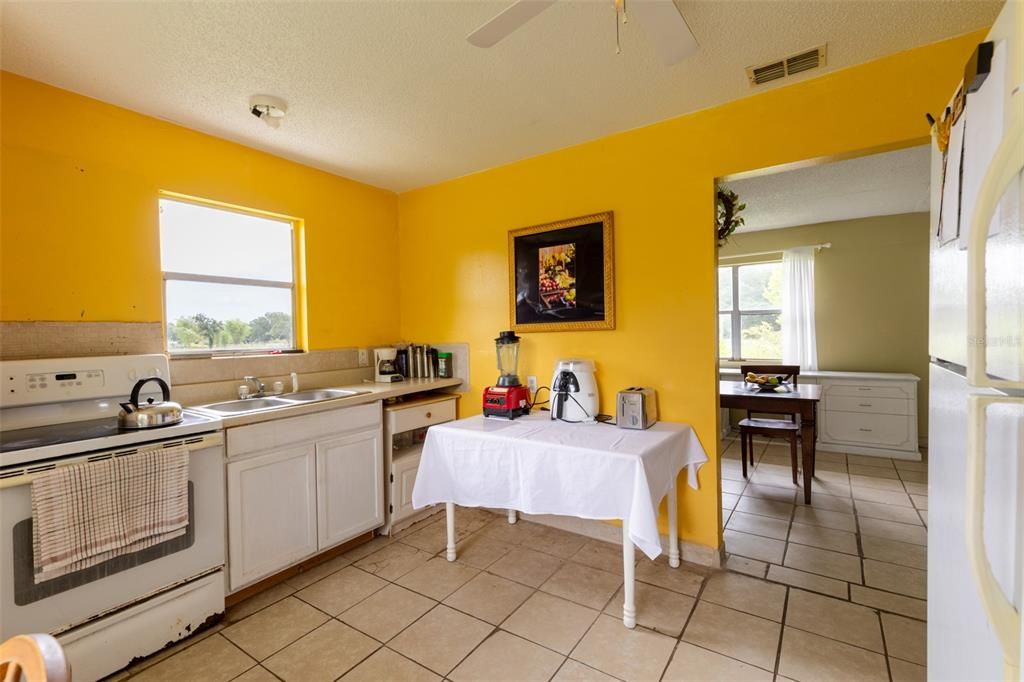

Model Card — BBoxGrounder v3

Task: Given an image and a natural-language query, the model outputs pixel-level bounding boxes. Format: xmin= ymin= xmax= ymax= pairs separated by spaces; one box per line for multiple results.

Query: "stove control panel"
xmin=1 ymin=354 xmax=170 ymax=408
xmin=26 ymin=370 xmax=105 ymax=393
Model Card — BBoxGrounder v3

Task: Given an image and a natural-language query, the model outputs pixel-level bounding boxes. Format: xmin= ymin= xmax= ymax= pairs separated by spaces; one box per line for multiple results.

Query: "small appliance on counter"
xmin=118 ymin=376 xmax=183 ymax=429
xmin=374 ymin=347 xmax=404 ymax=383
xmin=483 ymin=331 xmax=530 ymax=419
xmin=550 ymin=359 xmax=599 ymax=423
xmin=616 ymin=387 xmax=658 ymax=430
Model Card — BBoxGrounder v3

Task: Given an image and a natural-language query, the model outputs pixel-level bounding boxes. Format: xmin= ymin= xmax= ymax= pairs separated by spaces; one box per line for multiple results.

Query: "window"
xmin=718 ymin=261 xmax=782 ymax=361
xmin=160 ymin=197 xmax=299 ymax=354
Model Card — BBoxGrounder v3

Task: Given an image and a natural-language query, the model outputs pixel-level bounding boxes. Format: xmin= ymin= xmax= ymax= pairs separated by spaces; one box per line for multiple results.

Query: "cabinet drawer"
xmin=826 ymin=395 xmax=910 ymax=416
xmin=825 ymin=383 xmax=913 ymax=400
xmin=228 ymin=402 xmax=381 ymax=457
xmin=388 ymin=398 xmax=456 ymax=434
xmin=823 ymin=411 xmax=913 ymax=448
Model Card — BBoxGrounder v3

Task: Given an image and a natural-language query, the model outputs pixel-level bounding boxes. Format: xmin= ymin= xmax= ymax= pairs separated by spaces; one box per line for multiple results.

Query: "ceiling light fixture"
xmin=249 ymin=94 xmax=287 ymax=128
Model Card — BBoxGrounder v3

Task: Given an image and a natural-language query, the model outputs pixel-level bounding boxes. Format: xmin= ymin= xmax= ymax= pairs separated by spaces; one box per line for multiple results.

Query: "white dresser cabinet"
xmin=817 ymin=375 xmax=920 ymax=459
xmin=225 ymin=402 xmax=384 ymax=592
xmin=382 ymin=394 xmax=458 ymax=533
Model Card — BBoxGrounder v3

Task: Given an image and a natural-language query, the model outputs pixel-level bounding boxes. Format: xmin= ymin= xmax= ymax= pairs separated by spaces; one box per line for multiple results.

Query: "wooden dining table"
xmin=719 ymin=380 xmax=822 ymax=503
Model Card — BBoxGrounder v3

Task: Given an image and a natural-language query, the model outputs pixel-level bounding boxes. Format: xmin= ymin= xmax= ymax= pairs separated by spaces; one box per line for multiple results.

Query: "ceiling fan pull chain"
xmin=615 ymin=0 xmax=622 ymax=54
xmin=622 ymin=0 xmax=628 ymax=24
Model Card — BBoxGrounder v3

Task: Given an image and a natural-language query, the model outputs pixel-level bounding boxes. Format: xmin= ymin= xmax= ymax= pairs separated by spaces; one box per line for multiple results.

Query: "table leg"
xmin=622 ymin=524 xmax=636 ymax=629
xmin=445 ymin=502 xmax=457 ymax=562
xmin=668 ymin=476 xmax=680 ymax=568
xmin=800 ymin=408 xmax=815 ymax=505
xmin=507 ymin=509 xmax=518 ymax=524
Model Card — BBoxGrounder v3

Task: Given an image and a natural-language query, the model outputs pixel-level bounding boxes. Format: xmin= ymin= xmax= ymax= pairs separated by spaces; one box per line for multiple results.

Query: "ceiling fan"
xmin=467 ymin=0 xmax=698 ymax=66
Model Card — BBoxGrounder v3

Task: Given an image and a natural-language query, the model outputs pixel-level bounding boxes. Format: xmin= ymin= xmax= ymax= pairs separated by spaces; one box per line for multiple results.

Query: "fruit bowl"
xmin=744 ymin=373 xmax=789 ymax=392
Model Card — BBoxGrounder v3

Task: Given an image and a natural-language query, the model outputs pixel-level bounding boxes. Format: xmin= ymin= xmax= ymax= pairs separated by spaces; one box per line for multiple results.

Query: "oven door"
xmin=0 ymin=433 xmax=225 ymax=638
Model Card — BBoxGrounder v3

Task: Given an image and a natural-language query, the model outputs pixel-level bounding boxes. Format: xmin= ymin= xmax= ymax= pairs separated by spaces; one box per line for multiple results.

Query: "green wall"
xmin=719 ymin=213 xmax=930 ymax=437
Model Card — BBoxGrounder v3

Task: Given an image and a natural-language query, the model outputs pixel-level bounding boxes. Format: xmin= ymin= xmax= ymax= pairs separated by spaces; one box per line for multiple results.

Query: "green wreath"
xmin=716 ymin=187 xmax=746 ymax=245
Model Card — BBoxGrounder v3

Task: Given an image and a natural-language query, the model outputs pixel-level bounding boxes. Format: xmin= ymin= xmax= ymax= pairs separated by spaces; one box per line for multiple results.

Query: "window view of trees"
xmin=160 ymin=197 xmax=297 ymax=354
xmin=166 ymin=312 xmax=293 ymax=351
xmin=719 ymin=262 xmax=783 ymax=360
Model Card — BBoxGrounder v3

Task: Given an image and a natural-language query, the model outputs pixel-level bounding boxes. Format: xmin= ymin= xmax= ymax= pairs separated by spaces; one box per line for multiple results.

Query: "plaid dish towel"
xmin=31 ymin=444 xmax=190 ymax=584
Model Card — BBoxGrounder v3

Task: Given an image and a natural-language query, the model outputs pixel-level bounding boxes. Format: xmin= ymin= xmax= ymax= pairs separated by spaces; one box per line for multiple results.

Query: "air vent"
xmin=747 ymin=44 xmax=827 ymax=86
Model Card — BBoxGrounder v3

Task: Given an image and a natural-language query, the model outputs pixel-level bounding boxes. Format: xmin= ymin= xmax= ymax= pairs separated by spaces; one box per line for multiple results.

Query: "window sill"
xmin=170 ymin=349 xmax=304 ymax=360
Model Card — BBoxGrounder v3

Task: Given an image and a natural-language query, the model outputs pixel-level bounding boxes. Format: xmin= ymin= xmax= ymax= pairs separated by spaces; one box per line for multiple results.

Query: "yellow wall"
xmin=0 ymin=72 xmax=399 ymax=350
xmin=397 ymin=33 xmax=982 ymax=549
xmin=720 ymin=213 xmax=932 ymax=436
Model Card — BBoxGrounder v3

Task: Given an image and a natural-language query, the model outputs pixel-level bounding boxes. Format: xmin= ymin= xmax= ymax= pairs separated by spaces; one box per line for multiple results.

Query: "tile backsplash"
xmin=170 ymin=349 xmax=373 ymax=405
xmin=0 ymin=323 xmax=467 ymax=407
xmin=0 ymin=321 xmax=163 ymax=360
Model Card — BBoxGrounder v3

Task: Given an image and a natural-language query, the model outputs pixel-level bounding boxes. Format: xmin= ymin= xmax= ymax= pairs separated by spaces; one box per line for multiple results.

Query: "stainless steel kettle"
xmin=119 ymin=376 xmax=184 ymax=429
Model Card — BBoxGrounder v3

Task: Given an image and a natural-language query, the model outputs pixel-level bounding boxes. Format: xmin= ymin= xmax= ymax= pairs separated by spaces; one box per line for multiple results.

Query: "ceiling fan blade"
xmin=628 ymin=0 xmax=698 ymax=66
xmin=467 ymin=0 xmax=558 ymax=48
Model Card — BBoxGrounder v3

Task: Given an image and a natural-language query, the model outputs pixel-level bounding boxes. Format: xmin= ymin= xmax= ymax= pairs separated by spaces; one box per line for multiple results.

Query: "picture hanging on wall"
xmin=508 ymin=211 xmax=615 ymax=332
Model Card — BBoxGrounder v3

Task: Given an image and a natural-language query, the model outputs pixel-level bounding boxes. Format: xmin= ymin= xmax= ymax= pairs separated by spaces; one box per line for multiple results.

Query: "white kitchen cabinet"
xmin=390 ymin=451 xmax=422 ymax=524
xmin=382 ymin=394 xmax=458 ymax=533
xmin=225 ymin=402 xmax=385 ymax=592
xmin=227 ymin=444 xmax=318 ymax=590
xmin=316 ymin=429 xmax=384 ymax=549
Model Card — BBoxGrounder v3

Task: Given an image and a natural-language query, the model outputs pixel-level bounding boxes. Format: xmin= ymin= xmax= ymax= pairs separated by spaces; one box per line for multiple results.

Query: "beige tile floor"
xmin=110 ymin=438 xmax=927 ymax=682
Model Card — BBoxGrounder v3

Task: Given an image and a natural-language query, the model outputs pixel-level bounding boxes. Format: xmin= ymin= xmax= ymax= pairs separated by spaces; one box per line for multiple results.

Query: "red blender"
xmin=483 ymin=330 xmax=531 ymax=419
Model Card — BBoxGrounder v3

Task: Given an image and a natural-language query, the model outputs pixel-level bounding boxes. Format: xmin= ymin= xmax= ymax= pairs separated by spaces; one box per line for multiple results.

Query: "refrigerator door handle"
xmin=965 ymin=393 xmax=1024 ymax=680
xmin=966 ymin=97 xmax=1024 ymax=390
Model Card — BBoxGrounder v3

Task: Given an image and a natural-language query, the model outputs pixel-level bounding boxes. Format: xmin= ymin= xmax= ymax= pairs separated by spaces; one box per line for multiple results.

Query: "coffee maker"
xmin=374 ymin=348 xmax=404 ymax=383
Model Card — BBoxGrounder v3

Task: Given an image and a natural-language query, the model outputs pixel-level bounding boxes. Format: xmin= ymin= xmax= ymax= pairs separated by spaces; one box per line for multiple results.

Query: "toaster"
xmin=616 ymin=387 xmax=658 ymax=430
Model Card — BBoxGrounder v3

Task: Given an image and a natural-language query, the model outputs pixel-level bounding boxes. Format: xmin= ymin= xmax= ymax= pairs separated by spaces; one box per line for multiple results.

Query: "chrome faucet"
xmin=242 ymin=375 xmax=265 ymax=399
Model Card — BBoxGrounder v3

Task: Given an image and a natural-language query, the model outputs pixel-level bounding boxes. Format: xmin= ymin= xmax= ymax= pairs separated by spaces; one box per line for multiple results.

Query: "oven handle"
xmin=0 ymin=432 xmax=223 ymax=489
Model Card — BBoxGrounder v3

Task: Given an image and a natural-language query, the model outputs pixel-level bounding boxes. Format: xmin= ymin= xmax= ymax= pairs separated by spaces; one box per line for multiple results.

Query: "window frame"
xmin=718 ymin=261 xmax=783 ymax=362
xmin=159 ymin=193 xmax=304 ymax=357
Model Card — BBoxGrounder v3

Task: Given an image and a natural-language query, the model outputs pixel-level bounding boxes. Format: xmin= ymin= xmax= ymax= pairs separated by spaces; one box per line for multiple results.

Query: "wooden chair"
xmin=739 ymin=364 xmax=801 ymax=481
xmin=0 ymin=634 xmax=71 ymax=682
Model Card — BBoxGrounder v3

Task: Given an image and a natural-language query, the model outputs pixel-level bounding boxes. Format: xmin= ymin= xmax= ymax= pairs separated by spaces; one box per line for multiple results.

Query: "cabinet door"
xmin=316 ymin=429 xmax=384 ymax=549
xmin=227 ymin=444 xmax=317 ymax=591
xmin=390 ymin=452 xmax=422 ymax=525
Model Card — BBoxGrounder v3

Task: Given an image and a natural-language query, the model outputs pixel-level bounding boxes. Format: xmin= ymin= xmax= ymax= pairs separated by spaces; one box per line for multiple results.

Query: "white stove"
xmin=0 ymin=354 xmax=226 ymax=682
xmin=0 ymin=411 xmax=219 ymax=467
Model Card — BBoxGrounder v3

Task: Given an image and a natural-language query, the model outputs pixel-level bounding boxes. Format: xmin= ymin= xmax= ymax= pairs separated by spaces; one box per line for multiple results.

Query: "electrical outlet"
xmin=527 ymin=375 xmax=538 ymax=393
xmin=358 ymin=349 xmax=369 ymax=367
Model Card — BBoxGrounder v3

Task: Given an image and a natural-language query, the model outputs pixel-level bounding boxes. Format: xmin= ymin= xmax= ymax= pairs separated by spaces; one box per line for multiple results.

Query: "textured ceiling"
xmin=1 ymin=1 xmax=999 ymax=192
xmin=724 ymin=145 xmax=931 ymax=232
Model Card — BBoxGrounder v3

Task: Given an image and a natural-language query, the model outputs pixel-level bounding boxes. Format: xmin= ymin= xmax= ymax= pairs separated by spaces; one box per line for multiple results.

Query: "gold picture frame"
xmin=508 ymin=211 xmax=615 ymax=333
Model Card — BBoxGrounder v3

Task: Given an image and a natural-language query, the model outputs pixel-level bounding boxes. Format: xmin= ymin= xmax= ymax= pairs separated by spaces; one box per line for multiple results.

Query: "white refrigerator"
xmin=928 ymin=1 xmax=1024 ymax=680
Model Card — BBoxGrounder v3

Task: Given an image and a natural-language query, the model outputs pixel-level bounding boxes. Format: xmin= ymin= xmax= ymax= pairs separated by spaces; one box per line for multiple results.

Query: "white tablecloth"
xmin=411 ymin=414 xmax=708 ymax=559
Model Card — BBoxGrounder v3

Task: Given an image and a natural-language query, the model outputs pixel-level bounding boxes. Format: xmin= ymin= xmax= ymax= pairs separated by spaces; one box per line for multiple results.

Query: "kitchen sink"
xmin=279 ymin=388 xmax=368 ymax=402
xmin=196 ymin=397 xmax=293 ymax=414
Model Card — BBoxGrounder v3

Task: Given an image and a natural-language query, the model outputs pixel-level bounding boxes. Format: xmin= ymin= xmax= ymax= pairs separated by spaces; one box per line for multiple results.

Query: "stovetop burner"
xmin=0 ymin=412 xmax=214 ymax=454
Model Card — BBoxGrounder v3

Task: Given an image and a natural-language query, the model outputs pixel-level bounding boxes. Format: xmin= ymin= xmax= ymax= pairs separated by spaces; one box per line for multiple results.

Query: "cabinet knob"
xmin=426 ymin=411 xmax=432 ymax=418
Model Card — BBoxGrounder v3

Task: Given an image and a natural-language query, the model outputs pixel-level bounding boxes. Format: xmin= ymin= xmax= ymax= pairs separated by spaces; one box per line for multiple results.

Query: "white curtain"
xmin=782 ymin=246 xmax=818 ymax=370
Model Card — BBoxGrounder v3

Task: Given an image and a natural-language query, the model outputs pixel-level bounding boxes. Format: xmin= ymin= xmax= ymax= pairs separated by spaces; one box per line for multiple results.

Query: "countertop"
xmin=195 ymin=377 xmax=463 ymax=429
xmin=719 ymin=368 xmax=919 ymax=382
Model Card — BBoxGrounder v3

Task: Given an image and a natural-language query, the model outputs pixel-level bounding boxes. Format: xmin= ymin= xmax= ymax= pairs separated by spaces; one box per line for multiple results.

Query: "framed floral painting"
xmin=508 ymin=211 xmax=614 ymax=332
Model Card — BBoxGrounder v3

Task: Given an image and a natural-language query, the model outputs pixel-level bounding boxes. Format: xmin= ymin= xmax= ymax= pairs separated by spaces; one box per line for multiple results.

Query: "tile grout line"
xmin=773 ymin=586 xmax=791 ymax=679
